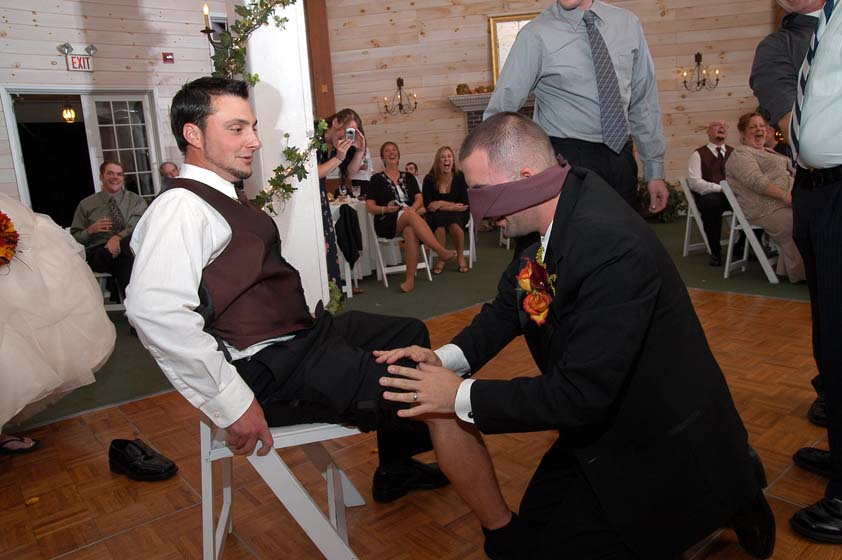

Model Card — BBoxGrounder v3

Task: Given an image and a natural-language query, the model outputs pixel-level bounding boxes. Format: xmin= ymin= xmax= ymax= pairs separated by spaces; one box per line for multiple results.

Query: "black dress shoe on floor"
xmin=109 ymin=439 xmax=178 ymax=481
xmin=791 ymin=498 xmax=842 ymax=543
xmin=708 ymin=254 xmax=722 ymax=267
xmin=372 ymin=459 xmax=449 ymax=503
xmin=794 ymin=447 xmax=833 ymax=477
xmin=729 ymin=491 xmax=776 ymax=558
xmin=808 ymin=396 xmax=829 ymax=427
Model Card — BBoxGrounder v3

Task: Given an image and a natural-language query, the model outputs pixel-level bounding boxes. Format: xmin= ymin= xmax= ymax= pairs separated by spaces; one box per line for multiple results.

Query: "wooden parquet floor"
xmin=1 ymin=289 xmax=839 ymax=560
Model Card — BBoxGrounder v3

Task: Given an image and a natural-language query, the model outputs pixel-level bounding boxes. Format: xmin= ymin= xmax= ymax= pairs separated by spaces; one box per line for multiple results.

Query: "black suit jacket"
xmin=452 ymin=168 xmax=760 ymax=558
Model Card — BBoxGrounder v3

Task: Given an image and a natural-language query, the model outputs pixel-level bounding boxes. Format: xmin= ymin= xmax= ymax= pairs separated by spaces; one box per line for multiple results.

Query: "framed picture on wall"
xmin=489 ymin=13 xmax=539 ymax=85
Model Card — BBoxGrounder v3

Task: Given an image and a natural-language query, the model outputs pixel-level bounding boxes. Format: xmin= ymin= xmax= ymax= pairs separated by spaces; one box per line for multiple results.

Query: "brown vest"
xmin=695 ymin=145 xmax=733 ymax=184
xmin=165 ymin=178 xmax=313 ymax=350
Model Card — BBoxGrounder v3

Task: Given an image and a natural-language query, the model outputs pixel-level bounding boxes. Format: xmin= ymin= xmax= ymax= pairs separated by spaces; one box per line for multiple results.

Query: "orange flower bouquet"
xmin=516 ymin=247 xmax=556 ymax=326
xmin=0 ymin=210 xmax=19 ymax=267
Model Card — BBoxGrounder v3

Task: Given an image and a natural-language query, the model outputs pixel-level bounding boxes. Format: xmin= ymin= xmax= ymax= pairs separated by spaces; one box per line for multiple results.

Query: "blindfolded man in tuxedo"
xmin=377 ymin=112 xmax=775 ymax=559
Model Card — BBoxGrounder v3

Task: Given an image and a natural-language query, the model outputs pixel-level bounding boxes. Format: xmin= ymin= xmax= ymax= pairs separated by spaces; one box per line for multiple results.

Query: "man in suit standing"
xmin=377 ymin=112 xmax=775 ymax=559
xmin=787 ymin=0 xmax=842 ymax=543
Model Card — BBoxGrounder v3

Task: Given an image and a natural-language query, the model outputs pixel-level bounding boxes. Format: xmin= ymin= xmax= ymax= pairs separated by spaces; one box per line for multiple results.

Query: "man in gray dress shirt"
xmin=485 ymin=0 xmax=669 ymax=214
xmin=70 ymin=160 xmax=147 ymax=300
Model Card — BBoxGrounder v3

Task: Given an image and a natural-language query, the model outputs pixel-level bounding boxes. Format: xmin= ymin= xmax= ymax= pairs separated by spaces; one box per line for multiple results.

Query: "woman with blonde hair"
xmin=367 ymin=142 xmax=455 ymax=293
xmin=423 ymin=146 xmax=470 ymax=274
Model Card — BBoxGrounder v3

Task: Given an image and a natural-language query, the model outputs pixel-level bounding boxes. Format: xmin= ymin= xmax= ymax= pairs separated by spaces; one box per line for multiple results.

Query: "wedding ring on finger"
xmin=412 ymin=391 xmax=418 ymax=402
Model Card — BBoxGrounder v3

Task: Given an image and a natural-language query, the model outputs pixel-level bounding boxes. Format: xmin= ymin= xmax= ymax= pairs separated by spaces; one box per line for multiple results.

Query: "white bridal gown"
xmin=0 ymin=194 xmax=115 ymax=427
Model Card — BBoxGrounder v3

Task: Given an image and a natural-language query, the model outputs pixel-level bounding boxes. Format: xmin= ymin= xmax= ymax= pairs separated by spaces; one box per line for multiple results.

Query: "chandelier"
xmin=382 ymin=77 xmax=418 ymax=115
xmin=683 ymin=53 xmax=719 ymax=92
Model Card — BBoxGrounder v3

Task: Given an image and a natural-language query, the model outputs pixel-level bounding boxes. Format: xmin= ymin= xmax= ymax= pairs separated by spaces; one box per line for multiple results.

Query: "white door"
xmin=80 ymin=94 xmax=160 ymax=201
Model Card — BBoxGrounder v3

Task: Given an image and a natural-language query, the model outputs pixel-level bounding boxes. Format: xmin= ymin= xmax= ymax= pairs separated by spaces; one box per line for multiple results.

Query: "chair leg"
xmin=221 ymin=456 xmax=233 ymax=535
xmin=419 ymin=245 xmax=433 ymax=282
xmin=683 ymin=215 xmax=693 ymax=257
xmin=724 ymin=216 xmax=738 ymax=279
xmin=248 ymin=450 xmax=358 ymax=559
xmin=200 ymin=421 xmax=217 ymax=560
xmin=302 ymin=443 xmax=365 ymax=508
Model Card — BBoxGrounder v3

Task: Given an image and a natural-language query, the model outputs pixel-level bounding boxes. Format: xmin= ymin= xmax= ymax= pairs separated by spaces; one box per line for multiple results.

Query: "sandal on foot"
xmin=0 ymin=436 xmax=42 ymax=455
xmin=432 ymin=262 xmax=445 ymax=275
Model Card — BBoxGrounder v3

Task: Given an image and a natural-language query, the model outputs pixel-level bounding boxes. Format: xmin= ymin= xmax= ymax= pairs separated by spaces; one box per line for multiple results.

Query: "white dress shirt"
xmin=126 ymin=164 xmax=291 ymax=428
xmin=798 ymin=6 xmax=842 ymax=169
xmin=441 ymin=222 xmax=555 ymax=423
xmin=686 ymin=144 xmax=727 ymax=195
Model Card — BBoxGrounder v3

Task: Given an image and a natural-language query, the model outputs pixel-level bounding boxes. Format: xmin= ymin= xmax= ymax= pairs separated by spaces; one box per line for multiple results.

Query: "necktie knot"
xmin=717 ymin=147 xmax=724 ymax=159
xmin=583 ymin=10 xmax=596 ymax=28
xmin=235 ymin=187 xmax=249 ymax=205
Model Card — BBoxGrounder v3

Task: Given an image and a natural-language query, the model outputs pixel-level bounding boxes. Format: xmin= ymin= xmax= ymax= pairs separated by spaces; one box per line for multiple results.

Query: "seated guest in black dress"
xmin=366 ymin=142 xmax=455 ymax=293
xmin=423 ymin=146 xmax=470 ymax=274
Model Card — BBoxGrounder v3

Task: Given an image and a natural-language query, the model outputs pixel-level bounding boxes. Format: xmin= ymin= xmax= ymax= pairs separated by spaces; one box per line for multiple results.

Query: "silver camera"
xmin=344 ymin=128 xmax=356 ymax=143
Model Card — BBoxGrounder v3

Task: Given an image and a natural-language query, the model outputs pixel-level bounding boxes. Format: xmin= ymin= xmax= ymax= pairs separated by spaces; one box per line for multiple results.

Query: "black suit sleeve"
xmin=468 ymin=238 xmax=662 ymax=434
xmin=451 ymin=257 xmax=524 ymax=373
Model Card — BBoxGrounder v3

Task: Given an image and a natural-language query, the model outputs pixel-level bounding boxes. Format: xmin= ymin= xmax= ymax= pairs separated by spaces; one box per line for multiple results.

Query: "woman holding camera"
xmin=367 ymin=142 xmax=455 ymax=293
xmin=315 ymin=109 xmax=366 ymax=288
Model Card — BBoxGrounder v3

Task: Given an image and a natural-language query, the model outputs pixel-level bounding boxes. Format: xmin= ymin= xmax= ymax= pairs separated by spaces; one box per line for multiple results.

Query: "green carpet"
xmin=15 ymin=221 xmax=807 ymax=429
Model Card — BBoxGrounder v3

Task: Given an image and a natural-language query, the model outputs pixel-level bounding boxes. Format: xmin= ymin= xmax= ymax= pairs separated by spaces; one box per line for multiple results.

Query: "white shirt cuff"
xmin=455 ymin=379 xmax=476 ymax=423
xmin=434 ymin=344 xmax=472 ymax=376
xmin=199 ymin=374 xmax=255 ymax=428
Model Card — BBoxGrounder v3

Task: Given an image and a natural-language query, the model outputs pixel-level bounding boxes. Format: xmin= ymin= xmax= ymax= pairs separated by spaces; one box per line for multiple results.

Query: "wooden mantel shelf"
xmin=447 ymin=93 xmax=535 ymax=113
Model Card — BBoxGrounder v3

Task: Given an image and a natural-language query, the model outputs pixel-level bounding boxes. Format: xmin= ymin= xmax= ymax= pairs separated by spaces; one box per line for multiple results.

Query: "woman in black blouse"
xmin=422 ymin=146 xmax=470 ymax=273
xmin=366 ymin=142 xmax=455 ymax=293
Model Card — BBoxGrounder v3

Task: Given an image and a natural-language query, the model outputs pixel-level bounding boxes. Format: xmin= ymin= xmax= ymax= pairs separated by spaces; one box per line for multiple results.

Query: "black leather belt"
xmin=796 ymin=165 xmax=842 ymax=189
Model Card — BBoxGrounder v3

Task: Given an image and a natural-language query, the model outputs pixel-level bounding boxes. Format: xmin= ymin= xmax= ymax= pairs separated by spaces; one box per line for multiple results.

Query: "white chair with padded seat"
xmin=367 ymin=214 xmax=433 ymax=288
xmin=719 ymin=180 xmax=779 ymax=284
xmin=200 ymin=415 xmax=364 ymax=560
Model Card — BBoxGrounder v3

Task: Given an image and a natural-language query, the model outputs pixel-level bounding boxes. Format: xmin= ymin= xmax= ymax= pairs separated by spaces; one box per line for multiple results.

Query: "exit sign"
xmin=66 ymin=54 xmax=93 ymax=72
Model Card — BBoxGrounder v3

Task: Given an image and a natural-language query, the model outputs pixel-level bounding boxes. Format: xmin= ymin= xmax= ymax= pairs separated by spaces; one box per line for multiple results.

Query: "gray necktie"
xmin=583 ymin=10 xmax=629 ymax=154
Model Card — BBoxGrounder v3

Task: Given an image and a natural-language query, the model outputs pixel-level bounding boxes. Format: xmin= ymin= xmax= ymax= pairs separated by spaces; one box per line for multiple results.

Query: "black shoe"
xmin=371 ymin=459 xmax=449 ymax=503
xmin=809 ymin=396 xmax=829 ymax=427
xmin=482 ymin=512 xmax=529 ymax=560
xmin=791 ymin=498 xmax=842 ymax=543
xmin=708 ymin=254 xmax=722 ymax=267
xmin=108 ymin=439 xmax=178 ymax=481
xmin=729 ymin=491 xmax=776 ymax=558
xmin=794 ymin=447 xmax=833 ymax=477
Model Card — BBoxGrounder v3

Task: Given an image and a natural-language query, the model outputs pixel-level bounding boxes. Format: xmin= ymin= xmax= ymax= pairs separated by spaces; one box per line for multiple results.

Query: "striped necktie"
xmin=583 ymin=10 xmax=629 ymax=154
xmin=790 ymin=0 xmax=835 ymax=161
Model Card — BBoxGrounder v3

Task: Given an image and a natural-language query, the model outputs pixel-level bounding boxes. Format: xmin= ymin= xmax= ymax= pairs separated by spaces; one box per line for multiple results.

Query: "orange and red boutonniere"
xmin=516 ymin=246 xmax=556 ymax=326
xmin=0 ymin=210 xmax=19 ymax=267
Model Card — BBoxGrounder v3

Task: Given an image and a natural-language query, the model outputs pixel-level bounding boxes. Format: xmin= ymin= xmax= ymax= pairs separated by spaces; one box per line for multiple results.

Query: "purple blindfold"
xmin=467 ymin=155 xmax=570 ymax=228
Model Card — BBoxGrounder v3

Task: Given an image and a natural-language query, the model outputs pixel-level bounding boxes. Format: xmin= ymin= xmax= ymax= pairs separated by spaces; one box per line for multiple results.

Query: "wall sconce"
xmin=60 ymin=103 xmax=76 ymax=124
xmin=56 ymin=42 xmax=73 ymax=55
xmin=682 ymin=52 xmax=719 ymax=92
xmin=201 ymin=3 xmax=225 ymax=51
xmin=85 ymin=44 xmax=98 ymax=56
xmin=382 ymin=77 xmax=418 ymax=116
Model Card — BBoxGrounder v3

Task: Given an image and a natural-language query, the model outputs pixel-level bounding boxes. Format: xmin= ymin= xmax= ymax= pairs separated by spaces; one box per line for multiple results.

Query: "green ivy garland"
xmin=210 ymin=0 xmax=341 ymax=309
xmin=209 ymin=0 xmax=326 ymax=214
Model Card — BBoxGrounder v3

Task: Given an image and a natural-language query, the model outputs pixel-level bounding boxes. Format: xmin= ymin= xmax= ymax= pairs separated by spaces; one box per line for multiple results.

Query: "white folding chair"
xmin=719 ymin=181 xmax=779 ymax=284
xmin=94 ymin=272 xmax=126 ymax=312
xmin=200 ymin=415 xmax=364 ymax=560
xmin=678 ymin=178 xmax=733 ymax=257
xmin=498 ymin=227 xmax=511 ymax=250
xmin=367 ymin=214 xmax=433 ymax=288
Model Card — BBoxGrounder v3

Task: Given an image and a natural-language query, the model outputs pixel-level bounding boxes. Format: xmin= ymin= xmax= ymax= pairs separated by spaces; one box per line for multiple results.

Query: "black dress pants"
xmin=85 ymin=235 xmax=134 ymax=299
xmin=693 ymin=192 xmax=730 ymax=258
xmin=233 ymin=310 xmax=434 ymax=466
xmin=793 ymin=168 xmax=842 ymax=498
xmin=518 ymin=439 xmax=636 ymax=559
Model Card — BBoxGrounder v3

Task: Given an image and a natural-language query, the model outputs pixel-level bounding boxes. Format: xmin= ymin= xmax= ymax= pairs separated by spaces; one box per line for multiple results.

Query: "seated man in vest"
xmin=125 ymin=77 xmax=502 ymax=504
xmin=686 ymin=120 xmax=733 ymax=266
xmin=70 ymin=160 xmax=147 ymax=300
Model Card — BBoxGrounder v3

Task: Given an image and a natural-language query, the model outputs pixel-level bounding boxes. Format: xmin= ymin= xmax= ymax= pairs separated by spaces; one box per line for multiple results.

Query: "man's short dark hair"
xmin=100 ymin=160 xmax=123 ymax=175
xmin=459 ymin=112 xmax=556 ymax=179
xmin=170 ymin=77 xmax=250 ymax=154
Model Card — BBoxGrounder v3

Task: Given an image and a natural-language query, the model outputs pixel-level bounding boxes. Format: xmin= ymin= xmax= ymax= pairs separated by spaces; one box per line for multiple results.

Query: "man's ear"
xmin=183 ymin=123 xmax=203 ymax=150
xmin=519 ymin=166 xmax=537 ymax=179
